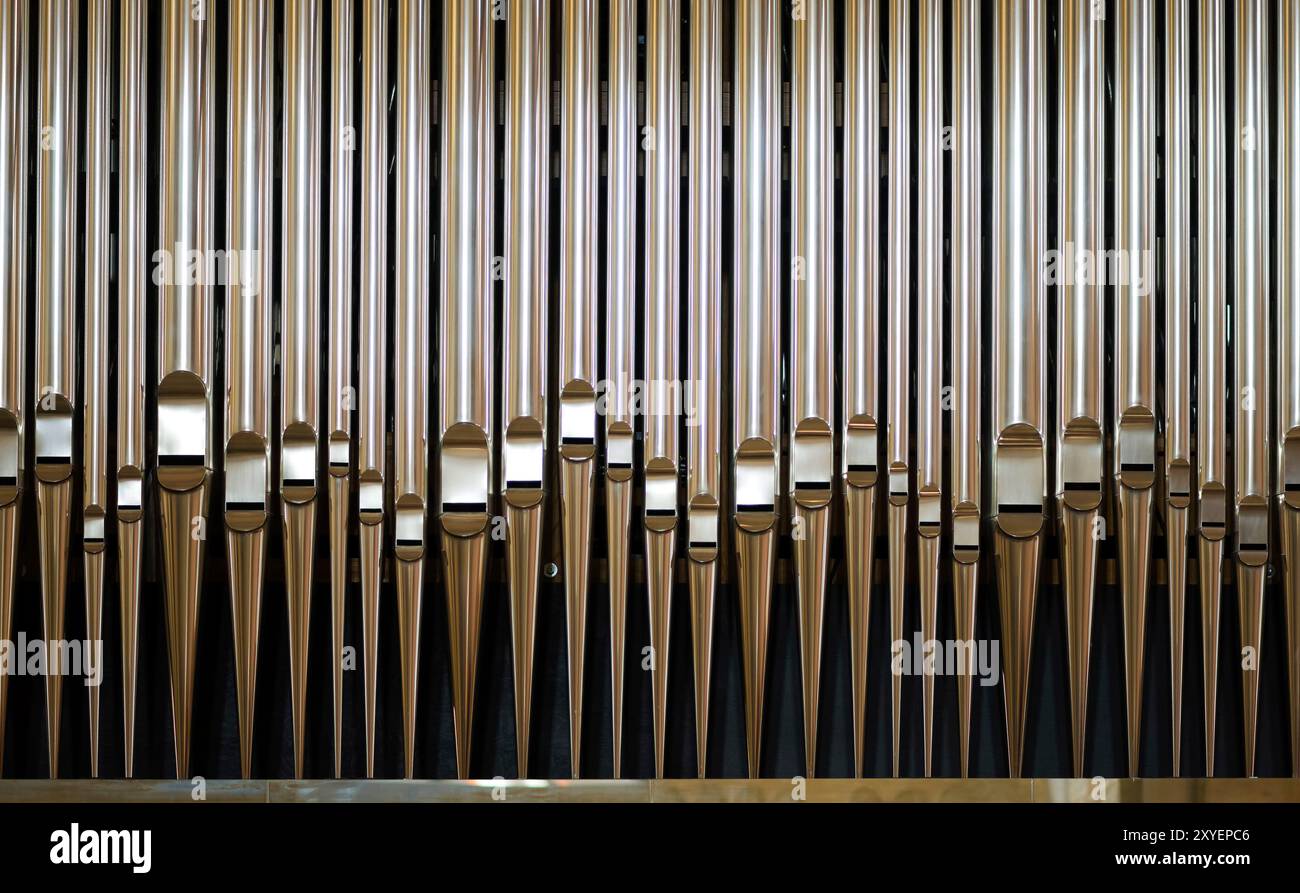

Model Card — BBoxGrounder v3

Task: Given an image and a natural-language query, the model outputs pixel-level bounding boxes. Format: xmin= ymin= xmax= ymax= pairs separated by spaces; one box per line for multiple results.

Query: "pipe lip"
xmin=1283 ymin=428 xmax=1300 ymax=509
xmin=1198 ymin=482 xmax=1228 ymax=541
xmin=0 ymin=410 xmax=19 ymax=505
xmin=687 ymin=494 xmax=719 ymax=563
xmin=1167 ymin=458 xmax=1192 ymax=510
xmin=1235 ymin=497 xmax=1269 ymax=567
xmin=843 ymin=415 xmax=879 ymax=488
xmin=327 ymin=431 xmax=351 ymax=479
xmin=1117 ymin=406 xmax=1157 ymax=490
xmin=281 ymin=422 xmax=320 ymax=504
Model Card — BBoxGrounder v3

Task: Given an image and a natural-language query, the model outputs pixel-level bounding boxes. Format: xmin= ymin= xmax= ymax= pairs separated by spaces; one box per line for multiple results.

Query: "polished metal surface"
xmin=1281 ymin=0 xmax=1300 ymax=780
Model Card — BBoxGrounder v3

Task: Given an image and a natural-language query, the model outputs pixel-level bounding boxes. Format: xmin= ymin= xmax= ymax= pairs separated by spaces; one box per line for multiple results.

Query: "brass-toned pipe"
xmin=885 ymin=0 xmax=910 ymax=780
xmin=1056 ymin=0 xmax=1104 ymax=780
xmin=1165 ymin=0 xmax=1192 ymax=778
xmin=439 ymin=0 xmax=494 ymax=780
xmin=326 ymin=0 xmax=355 ymax=781
xmin=732 ymin=0 xmax=781 ymax=779
xmin=644 ymin=0 xmax=681 ymax=780
xmin=605 ymin=0 xmax=636 ymax=779
xmin=1280 ymin=0 xmax=1300 ymax=780
xmin=506 ymin=0 xmax=551 ymax=778
xmin=951 ymin=0 xmax=980 ymax=780
xmin=1196 ymin=0 xmax=1227 ymax=779
xmin=117 ymin=0 xmax=146 ymax=781
xmin=225 ymin=0 xmax=274 ymax=780
xmin=157 ymin=0 xmax=215 ymax=780
xmin=1234 ymin=0 xmax=1269 ymax=779
xmin=357 ymin=0 xmax=387 ymax=779
xmin=991 ymin=0 xmax=1047 ymax=780
xmin=843 ymin=0 xmax=881 ymax=780
xmin=0 ymin=0 xmax=26 ymax=779
xmin=281 ymin=0 xmax=322 ymax=780
xmin=83 ymin=0 xmax=112 ymax=780
xmin=686 ymin=0 xmax=722 ymax=780
xmin=915 ymin=0 xmax=942 ymax=779
xmin=35 ymin=0 xmax=79 ymax=780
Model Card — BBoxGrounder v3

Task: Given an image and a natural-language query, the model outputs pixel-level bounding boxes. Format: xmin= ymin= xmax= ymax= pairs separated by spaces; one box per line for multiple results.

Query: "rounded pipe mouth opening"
xmin=395 ymin=493 xmax=427 ymax=559
xmin=605 ymin=421 xmax=634 ymax=482
xmin=994 ymin=423 xmax=1044 ymax=538
xmin=116 ymin=465 xmax=144 ymax=522
xmin=1198 ymin=482 xmax=1227 ymax=541
xmin=34 ymin=393 xmax=74 ymax=484
xmin=687 ymin=493 xmax=720 ymax=563
xmin=843 ymin=415 xmax=879 ymax=488
xmin=281 ymin=422 xmax=319 ymax=503
xmin=157 ymin=371 xmax=210 ymax=492
xmin=917 ymin=487 xmax=942 ymax=538
xmin=1235 ymin=496 xmax=1269 ymax=567
xmin=644 ymin=456 xmax=678 ymax=532
xmin=440 ymin=422 xmax=491 ymax=531
xmin=1117 ymin=406 xmax=1157 ymax=490
xmin=792 ymin=418 xmax=833 ymax=509
xmin=84 ymin=506 xmax=107 ymax=553
xmin=1283 ymin=428 xmax=1300 ymax=510
xmin=327 ymin=431 xmax=351 ymax=478
xmin=1166 ymin=458 xmax=1192 ymax=510
xmin=358 ymin=468 xmax=385 ymax=525
xmin=0 ymin=410 xmax=19 ymax=505
xmin=224 ymin=431 xmax=270 ymax=532
xmin=734 ymin=437 xmax=777 ymax=533
xmin=559 ymin=380 xmax=597 ymax=462
xmin=1060 ymin=416 xmax=1104 ymax=512
xmin=952 ymin=501 xmax=980 ymax=563
xmin=503 ymin=416 xmax=545 ymax=508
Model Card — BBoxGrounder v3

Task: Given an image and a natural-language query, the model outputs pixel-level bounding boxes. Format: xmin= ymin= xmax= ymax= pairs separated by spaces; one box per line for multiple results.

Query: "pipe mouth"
xmin=117 ymin=465 xmax=144 ymax=522
xmin=791 ymin=417 xmax=833 ymax=509
xmin=1117 ymin=406 xmax=1157 ymax=490
xmin=0 ymin=410 xmax=18 ymax=505
xmin=394 ymin=493 xmax=426 ymax=560
xmin=1060 ymin=416 xmax=1103 ymax=511
xmin=559 ymin=380 xmax=597 ymax=462
xmin=843 ymin=414 xmax=879 ymax=488
xmin=34 ymin=393 xmax=73 ymax=484
xmin=917 ymin=486 xmax=942 ymax=538
xmin=224 ymin=431 xmax=270 ymax=532
xmin=503 ymin=417 xmax=545 ymax=509
xmin=281 ymin=422 xmax=319 ymax=504
xmin=1284 ymin=427 xmax=1300 ymax=510
xmin=440 ymin=422 xmax=490 ymax=537
xmin=1167 ymin=458 xmax=1192 ymax=510
xmin=994 ymin=423 xmax=1044 ymax=538
xmin=644 ymin=456 xmax=678 ymax=532
xmin=1235 ymin=496 xmax=1269 ymax=567
xmin=358 ymin=468 xmax=385 ymax=525
xmin=1199 ymin=481 xmax=1227 ymax=541
xmin=734 ymin=436 xmax=777 ymax=533
xmin=606 ymin=421 xmax=634 ymax=482
xmin=157 ymin=371 xmax=209 ymax=492
xmin=84 ymin=506 xmax=106 ymax=554
xmin=887 ymin=462 xmax=909 ymax=507
xmin=687 ymin=493 xmax=719 ymax=562
xmin=327 ymin=431 xmax=351 ymax=478
xmin=952 ymin=500 xmax=980 ymax=563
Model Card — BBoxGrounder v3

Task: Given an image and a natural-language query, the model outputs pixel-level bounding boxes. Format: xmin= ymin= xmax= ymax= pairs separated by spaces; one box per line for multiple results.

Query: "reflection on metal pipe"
xmin=357 ymin=0 xmax=387 ymax=779
xmin=1196 ymin=0 xmax=1227 ymax=778
xmin=506 ymin=0 xmax=551 ymax=778
xmin=282 ymin=0 xmax=322 ymax=780
xmin=687 ymin=0 xmax=722 ymax=780
xmin=843 ymin=0 xmax=881 ymax=780
xmin=157 ymin=0 xmax=215 ymax=780
xmin=1057 ymin=0 xmax=1104 ymax=780
xmin=83 ymin=0 xmax=111 ymax=780
xmin=0 ymin=0 xmax=25 ymax=781
xmin=1234 ymin=0 xmax=1269 ymax=780
xmin=1281 ymin=0 xmax=1300 ymax=780
xmin=225 ymin=0 xmax=273 ymax=780
xmin=605 ymin=0 xmax=636 ymax=778
xmin=733 ymin=0 xmax=781 ymax=779
xmin=991 ymin=0 xmax=1046 ymax=780
xmin=644 ymin=0 xmax=681 ymax=780
xmin=35 ymin=0 xmax=78 ymax=780
xmin=951 ymin=0 xmax=980 ymax=780
xmin=117 ymin=0 xmax=146 ymax=781
xmin=1165 ymin=0 xmax=1192 ymax=778
xmin=1114 ymin=0 xmax=1156 ymax=780
xmin=885 ymin=0 xmax=910 ymax=780
xmin=326 ymin=0 xmax=355 ymax=780
xmin=915 ymin=0 xmax=941 ymax=779
xmin=439 ymin=0 xmax=494 ymax=780
xmin=395 ymin=0 xmax=430 ymax=780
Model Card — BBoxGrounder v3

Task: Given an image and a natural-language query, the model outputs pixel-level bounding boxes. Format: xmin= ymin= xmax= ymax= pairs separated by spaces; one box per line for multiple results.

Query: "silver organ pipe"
xmin=1281 ymin=0 xmax=1300 ymax=781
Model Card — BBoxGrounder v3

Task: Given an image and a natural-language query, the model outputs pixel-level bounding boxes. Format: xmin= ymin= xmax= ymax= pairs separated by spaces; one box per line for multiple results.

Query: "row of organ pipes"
xmin=0 ymin=0 xmax=1295 ymax=779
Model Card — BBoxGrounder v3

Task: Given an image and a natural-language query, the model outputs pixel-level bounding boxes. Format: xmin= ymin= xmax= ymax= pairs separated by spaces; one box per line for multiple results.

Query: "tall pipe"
xmin=224 ymin=0 xmax=274 ymax=780
xmin=1196 ymin=0 xmax=1228 ymax=778
xmin=843 ymin=0 xmax=881 ymax=780
xmin=439 ymin=0 xmax=494 ymax=780
xmin=1234 ymin=0 xmax=1270 ymax=779
xmin=83 ymin=0 xmax=112 ymax=779
xmin=157 ymin=0 xmax=215 ymax=779
xmin=1056 ymin=0 xmax=1104 ymax=781
xmin=643 ymin=0 xmax=682 ymax=779
xmin=505 ymin=0 xmax=551 ymax=778
xmin=991 ymin=0 xmax=1047 ymax=780
xmin=34 ymin=0 xmax=78 ymax=779
xmin=732 ymin=0 xmax=781 ymax=779
xmin=282 ymin=0 xmax=323 ymax=780
xmin=687 ymin=0 xmax=723 ymax=779
xmin=604 ymin=0 xmax=637 ymax=779
xmin=356 ymin=0 xmax=387 ymax=779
